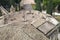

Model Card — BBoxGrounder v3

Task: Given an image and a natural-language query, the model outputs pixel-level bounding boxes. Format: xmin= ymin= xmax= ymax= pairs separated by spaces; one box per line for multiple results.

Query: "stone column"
xmin=20 ymin=0 xmax=36 ymax=10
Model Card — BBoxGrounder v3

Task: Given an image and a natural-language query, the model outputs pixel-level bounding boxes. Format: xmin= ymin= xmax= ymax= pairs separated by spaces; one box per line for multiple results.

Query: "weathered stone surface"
xmin=22 ymin=24 xmax=49 ymax=40
xmin=10 ymin=5 xmax=15 ymax=13
xmin=0 ymin=20 xmax=49 ymax=40
xmin=18 ymin=10 xmax=40 ymax=23
xmin=13 ymin=29 xmax=33 ymax=40
xmin=46 ymin=17 xmax=59 ymax=25
xmin=0 ymin=21 xmax=33 ymax=40
xmin=38 ymin=13 xmax=59 ymax=26
xmin=0 ymin=16 xmax=4 ymax=25
xmin=20 ymin=0 xmax=36 ymax=6
xmin=0 ymin=10 xmax=59 ymax=40
xmin=38 ymin=22 xmax=55 ymax=34
xmin=31 ymin=18 xmax=46 ymax=28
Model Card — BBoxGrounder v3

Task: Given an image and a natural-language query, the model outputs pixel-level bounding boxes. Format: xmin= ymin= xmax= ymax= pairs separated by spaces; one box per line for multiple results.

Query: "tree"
xmin=0 ymin=0 xmax=10 ymax=7
xmin=42 ymin=0 xmax=60 ymax=15
xmin=9 ymin=0 xmax=15 ymax=6
xmin=35 ymin=0 xmax=42 ymax=12
xmin=15 ymin=0 xmax=21 ymax=4
xmin=47 ymin=0 xmax=53 ymax=15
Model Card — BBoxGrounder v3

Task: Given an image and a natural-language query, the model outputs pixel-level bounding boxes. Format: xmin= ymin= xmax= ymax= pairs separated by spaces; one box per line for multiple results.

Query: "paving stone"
xmin=38 ymin=22 xmax=55 ymax=34
xmin=47 ymin=17 xmax=59 ymax=26
xmin=31 ymin=18 xmax=46 ymax=28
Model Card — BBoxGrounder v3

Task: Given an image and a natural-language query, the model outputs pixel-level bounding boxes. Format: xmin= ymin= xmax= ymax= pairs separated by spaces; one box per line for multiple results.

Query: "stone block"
xmin=22 ymin=24 xmax=49 ymax=40
xmin=38 ymin=22 xmax=55 ymax=34
xmin=31 ymin=18 xmax=46 ymax=28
